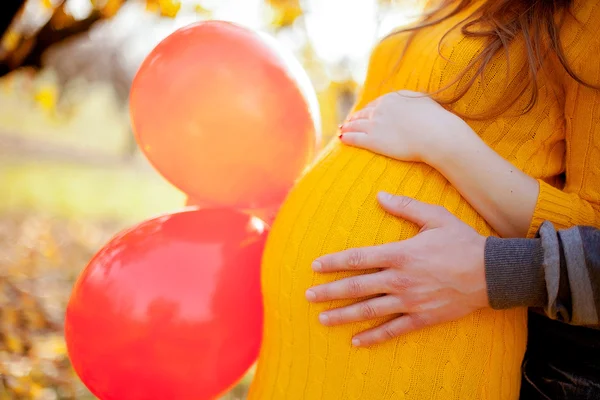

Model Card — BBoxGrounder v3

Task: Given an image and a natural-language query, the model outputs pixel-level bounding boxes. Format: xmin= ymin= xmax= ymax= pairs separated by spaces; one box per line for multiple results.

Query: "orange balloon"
xmin=130 ymin=21 xmax=320 ymax=210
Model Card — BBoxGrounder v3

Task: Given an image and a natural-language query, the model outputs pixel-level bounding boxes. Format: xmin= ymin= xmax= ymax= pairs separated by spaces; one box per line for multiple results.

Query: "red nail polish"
xmin=338 ymin=134 xmax=343 ymax=139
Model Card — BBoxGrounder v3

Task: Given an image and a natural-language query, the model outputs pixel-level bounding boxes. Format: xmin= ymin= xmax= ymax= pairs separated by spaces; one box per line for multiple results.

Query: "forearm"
xmin=485 ymin=222 xmax=600 ymax=327
xmin=427 ymin=125 xmax=539 ymax=238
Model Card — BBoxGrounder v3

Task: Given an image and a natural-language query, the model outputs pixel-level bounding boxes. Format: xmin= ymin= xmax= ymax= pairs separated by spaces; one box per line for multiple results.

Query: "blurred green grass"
xmin=0 ymin=160 xmax=185 ymax=224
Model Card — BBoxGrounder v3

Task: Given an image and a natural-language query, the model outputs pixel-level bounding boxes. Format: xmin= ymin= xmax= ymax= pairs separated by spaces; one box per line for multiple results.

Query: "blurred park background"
xmin=0 ymin=0 xmax=423 ymax=398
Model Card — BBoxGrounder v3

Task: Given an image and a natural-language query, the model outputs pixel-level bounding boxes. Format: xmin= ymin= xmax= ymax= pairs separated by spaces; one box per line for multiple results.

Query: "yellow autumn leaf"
xmin=146 ymin=0 xmax=160 ymax=12
xmin=41 ymin=235 xmax=62 ymax=263
xmin=41 ymin=0 xmax=54 ymax=10
xmin=0 ymin=76 xmax=12 ymax=94
xmin=5 ymin=331 xmax=25 ymax=354
xmin=30 ymin=383 xmax=44 ymax=398
xmin=267 ymin=0 xmax=303 ymax=28
xmin=21 ymin=292 xmax=38 ymax=309
xmin=194 ymin=3 xmax=212 ymax=17
xmin=34 ymin=84 xmax=59 ymax=114
xmin=1 ymin=305 xmax=20 ymax=328
xmin=159 ymin=0 xmax=181 ymax=18
xmin=31 ymin=335 xmax=67 ymax=361
xmin=101 ymin=0 xmax=124 ymax=17
xmin=270 ymin=5 xmax=303 ymax=28
xmin=1 ymin=30 xmax=21 ymax=53
xmin=31 ymin=385 xmax=56 ymax=400
xmin=23 ymin=309 xmax=48 ymax=330
xmin=265 ymin=0 xmax=297 ymax=6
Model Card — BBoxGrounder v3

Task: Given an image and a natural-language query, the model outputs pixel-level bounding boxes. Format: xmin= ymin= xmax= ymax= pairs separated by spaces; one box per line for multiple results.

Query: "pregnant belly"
xmin=248 ymin=142 xmax=527 ymax=400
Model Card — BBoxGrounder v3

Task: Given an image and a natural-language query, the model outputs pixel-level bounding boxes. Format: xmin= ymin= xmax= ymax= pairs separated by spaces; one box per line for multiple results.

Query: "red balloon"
xmin=65 ymin=208 xmax=268 ymax=400
xmin=130 ymin=21 xmax=320 ymax=210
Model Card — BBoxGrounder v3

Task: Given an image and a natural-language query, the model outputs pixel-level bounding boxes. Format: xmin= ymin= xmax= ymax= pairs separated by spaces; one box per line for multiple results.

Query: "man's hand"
xmin=305 ymin=192 xmax=489 ymax=347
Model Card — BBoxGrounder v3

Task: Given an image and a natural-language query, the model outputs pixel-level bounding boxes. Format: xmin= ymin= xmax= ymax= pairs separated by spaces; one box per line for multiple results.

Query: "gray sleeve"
xmin=555 ymin=224 xmax=600 ymax=326
xmin=484 ymin=236 xmax=546 ymax=310
xmin=484 ymin=221 xmax=600 ymax=326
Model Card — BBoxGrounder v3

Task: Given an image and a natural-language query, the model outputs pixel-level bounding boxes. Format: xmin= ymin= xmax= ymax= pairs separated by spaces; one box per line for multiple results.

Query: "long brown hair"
xmin=388 ymin=0 xmax=598 ymax=118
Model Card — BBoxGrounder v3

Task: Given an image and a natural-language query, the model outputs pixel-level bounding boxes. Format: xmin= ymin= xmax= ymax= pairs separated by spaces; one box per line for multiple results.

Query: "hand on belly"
xmin=250 ymin=144 xmax=526 ymax=400
xmin=306 ymin=191 xmax=488 ymax=347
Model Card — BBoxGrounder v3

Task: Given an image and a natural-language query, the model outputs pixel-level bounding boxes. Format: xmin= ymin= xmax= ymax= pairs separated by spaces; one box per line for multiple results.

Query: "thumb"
xmin=377 ymin=192 xmax=450 ymax=229
xmin=339 ymin=131 xmax=373 ymax=150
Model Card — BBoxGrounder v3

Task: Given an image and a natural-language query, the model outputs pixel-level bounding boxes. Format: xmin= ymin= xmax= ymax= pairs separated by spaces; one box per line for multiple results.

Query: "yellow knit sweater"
xmin=248 ymin=2 xmax=600 ymax=399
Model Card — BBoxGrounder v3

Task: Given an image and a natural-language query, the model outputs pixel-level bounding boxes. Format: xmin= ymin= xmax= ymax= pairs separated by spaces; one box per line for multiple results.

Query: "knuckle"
xmin=388 ymin=275 xmax=413 ymax=292
xmin=401 ymin=297 xmax=417 ymax=310
xmin=380 ymin=251 xmax=397 ymax=267
xmin=410 ymin=313 xmax=430 ymax=330
xmin=359 ymin=303 xmax=378 ymax=319
xmin=388 ymin=251 xmax=411 ymax=268
xmin=347 ymin=249 xmax=365 ymax=269
xmin=382 ymin=325 xmax=399 ymax=340
xmin=346 ymin=278 xmax=364 ymax=297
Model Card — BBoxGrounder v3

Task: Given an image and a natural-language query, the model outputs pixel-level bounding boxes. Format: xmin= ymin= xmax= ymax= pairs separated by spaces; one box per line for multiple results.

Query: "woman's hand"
xmin=305 ymin=192 xmax=489 ymax=347
xmin=341 ymin=90 xmax=539 ymax=238
xmin=339 ymin=90 xmax=471 ymax=165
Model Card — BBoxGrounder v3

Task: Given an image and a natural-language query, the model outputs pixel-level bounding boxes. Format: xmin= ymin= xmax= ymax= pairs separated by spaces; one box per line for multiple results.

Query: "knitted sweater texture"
xmin=248 ymin=2 xmax=600 ymax=399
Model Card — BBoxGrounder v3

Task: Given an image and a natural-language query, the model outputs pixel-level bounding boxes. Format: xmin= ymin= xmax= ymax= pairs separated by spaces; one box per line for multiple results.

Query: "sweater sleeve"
xmin=526 ymin=8 xmax=600 ymax=237
xmin=486 ymin=221 xmax=600 ymax=327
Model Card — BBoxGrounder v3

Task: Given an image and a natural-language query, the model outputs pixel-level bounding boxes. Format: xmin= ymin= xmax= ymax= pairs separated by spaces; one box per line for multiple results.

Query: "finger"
xmin=394 ymin=90 xmax=423 ymax=99
xmin=347 ymin=107 xmax=374 ymax=121
xmin=352 ymin=313 xmax=434 ymax=347
xmin=319 ymin=295 xmax=405 ymax=326
xmin=340 ymin=118 xmax=371 ymax=133
xmin=339 ymin=132 xmax=374 ymax=149
xmin=306 ymin=271 xmax=391 ymax=302
xmin=312 ymin=243 xmax=401 ymax=273
xmin=376 ymin=192 xmax=451 ymax=229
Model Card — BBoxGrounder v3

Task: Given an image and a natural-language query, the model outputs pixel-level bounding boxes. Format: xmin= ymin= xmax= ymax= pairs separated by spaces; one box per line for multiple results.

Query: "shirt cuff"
xmin=526 ymin=180 xmax=582 ymax=238
xmin=484 ymin=236 xmax=547 ymax=309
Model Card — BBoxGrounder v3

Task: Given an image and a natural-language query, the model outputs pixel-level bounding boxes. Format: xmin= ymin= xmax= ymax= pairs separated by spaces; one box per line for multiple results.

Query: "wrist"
xmin=469 ymin=232 xmax=491 ymax=310
xmin=423 ymin=118 xmax=477 ymax=169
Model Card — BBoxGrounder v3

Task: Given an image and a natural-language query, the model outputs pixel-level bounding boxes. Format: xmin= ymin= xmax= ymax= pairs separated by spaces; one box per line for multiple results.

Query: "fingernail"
xmin=338 ymin=134 xmax=343 ymax=140
xmin=338 ymin=124 xmax=344 ymax=129
xmin=352 ymin=338 xmax=361 ymax=347
xmin=305 ymin=289 xmax=317 ymax=301
xmin=378 ymin=191 xmax=393 ymax=202
xmin=312 ymin=260 xmax=322 ymax=271
xmin=319 ymin=313 xmax=329 ymax=325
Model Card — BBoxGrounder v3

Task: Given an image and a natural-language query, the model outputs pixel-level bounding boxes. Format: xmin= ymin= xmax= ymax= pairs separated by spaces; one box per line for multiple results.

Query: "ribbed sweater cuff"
xmin=526 ymin=180 xmax=580 ymax=238
xmin=484 ymin=236 xmax=547 ymax=310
